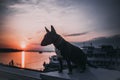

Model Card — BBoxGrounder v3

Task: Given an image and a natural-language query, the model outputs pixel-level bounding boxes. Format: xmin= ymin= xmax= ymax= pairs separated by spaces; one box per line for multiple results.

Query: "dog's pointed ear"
xmin=45 ymin=27 xmax=50 ymax=33
xmin=51 ymin=25 xmax=56 ymax=33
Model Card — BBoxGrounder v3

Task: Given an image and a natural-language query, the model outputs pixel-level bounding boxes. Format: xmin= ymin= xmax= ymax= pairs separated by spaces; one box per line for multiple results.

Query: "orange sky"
xmin=1 ymin=0 xmax=119 ymax=50
xmin=0 ymin=0 xmax=107 ymax=50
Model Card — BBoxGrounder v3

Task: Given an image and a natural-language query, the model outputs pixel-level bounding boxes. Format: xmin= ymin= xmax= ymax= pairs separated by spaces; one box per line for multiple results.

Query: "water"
xmin=0 ymin=51 xmax=55 ymax=71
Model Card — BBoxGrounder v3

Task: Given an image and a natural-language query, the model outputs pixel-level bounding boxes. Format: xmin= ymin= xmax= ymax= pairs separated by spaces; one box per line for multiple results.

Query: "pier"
xmin=0 ymin=64 xmax=41 ymax=80
xmin=40 ymin=67 xmax=120 ymax=80
xmin=0 ymin=64 xmax=120 ymax=80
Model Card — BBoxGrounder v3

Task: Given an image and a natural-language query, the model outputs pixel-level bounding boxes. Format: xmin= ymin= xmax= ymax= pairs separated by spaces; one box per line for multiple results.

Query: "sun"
xmin=21 ymin=41 xmax=26 ymax=49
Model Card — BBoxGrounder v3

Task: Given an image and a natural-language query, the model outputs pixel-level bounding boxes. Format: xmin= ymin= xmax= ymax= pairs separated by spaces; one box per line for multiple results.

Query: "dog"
xmin=41 ymin=25 xmax=97 ymax=74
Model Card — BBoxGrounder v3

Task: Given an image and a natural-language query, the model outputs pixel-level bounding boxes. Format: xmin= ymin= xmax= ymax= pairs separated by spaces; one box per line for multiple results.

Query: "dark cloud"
xmin=0 ymin=0 xmax=21 ymax=16
xmin=63 ymin=32 xmax=89 ymax=37
xmin=0 ymin=0 xmax=21 ymax=33
xmin=95 ymin=0 xmax=120 ymax=34
xmin=57 ymin=0 xmax=120 ymax=34
xmin=76 ymin=0 xmax=120 ymax=34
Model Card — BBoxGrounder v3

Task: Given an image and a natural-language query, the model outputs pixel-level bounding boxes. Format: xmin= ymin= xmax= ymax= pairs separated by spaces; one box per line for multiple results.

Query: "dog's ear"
xmin=45 ymin=27 xmax=50 ymax=33
xmin=51 ymin=25 xmax=56 ymax=33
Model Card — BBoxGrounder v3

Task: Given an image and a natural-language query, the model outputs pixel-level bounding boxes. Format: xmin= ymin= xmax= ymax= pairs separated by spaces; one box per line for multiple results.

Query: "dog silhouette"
xmin=41 ymin=25 xmax=97 ymax=74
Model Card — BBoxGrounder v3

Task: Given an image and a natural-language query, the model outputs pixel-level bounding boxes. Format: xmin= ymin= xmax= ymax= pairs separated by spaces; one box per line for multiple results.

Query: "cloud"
xmin=64 ymin=0 xmax=120 ymax=34
xmin=1 ymin=0 xmax=120 ymax=34
xmin=63 ymin=32 xmax=89 ymax=37
xmin=0 ymin=0 xmax=22 ymax=32
xmin=0 ymin=0 xmax=21 ymax=16
xmin=30 ymin=42 xmax=40 ymax=45
xmin=28 ymin=38 xmax=32 ymax=40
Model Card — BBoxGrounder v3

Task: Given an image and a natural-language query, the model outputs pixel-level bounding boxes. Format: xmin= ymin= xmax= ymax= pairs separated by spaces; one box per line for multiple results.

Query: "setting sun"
xmin=21 ymin=41 xmax=26 ymax=49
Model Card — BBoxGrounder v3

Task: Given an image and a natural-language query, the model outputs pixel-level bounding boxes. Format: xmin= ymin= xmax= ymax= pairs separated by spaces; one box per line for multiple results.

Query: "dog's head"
xmin=41 ymin=25 xmax=58 ymax=46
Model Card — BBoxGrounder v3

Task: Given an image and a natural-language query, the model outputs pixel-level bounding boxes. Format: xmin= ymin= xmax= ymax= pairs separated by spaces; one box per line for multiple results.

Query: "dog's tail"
xmin=87 ymin=61 xmax=98 ymax=68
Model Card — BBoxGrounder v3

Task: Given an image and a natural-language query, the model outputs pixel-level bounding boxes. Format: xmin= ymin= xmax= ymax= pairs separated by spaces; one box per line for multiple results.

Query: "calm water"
xmin=0 ymin=51 xmax=55 ymax=71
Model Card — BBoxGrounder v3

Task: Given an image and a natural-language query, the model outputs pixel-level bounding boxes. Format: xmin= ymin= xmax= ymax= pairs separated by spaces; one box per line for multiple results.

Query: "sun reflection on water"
xmin=21 ymin=51 xmax=25 ymax=68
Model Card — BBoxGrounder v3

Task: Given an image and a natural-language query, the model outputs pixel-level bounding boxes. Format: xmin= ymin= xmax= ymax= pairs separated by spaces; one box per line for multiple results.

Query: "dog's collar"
xmin=53 ymin=36 xmax=63 ymax=48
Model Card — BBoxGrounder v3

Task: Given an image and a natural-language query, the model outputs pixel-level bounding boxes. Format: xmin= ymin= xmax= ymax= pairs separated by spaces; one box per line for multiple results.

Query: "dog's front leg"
xmin=66 ymin=59 xmax=72 ymax=74
xmin=58 ymin=57 xmax=63 ymax=73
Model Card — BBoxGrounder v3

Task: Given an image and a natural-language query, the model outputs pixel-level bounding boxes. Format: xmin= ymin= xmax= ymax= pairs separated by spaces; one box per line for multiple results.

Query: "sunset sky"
xmin=0 ymin=0 xmax=120 ymax=50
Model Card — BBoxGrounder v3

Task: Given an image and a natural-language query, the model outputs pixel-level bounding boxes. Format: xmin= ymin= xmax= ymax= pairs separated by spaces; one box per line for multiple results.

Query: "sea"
xmin=0 ymin=51 xmax=55 ymax=71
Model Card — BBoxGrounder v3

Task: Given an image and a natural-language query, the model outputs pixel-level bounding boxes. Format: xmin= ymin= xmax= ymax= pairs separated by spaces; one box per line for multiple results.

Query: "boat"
xmin=82 ymin=45 xmax=120 ymax=70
